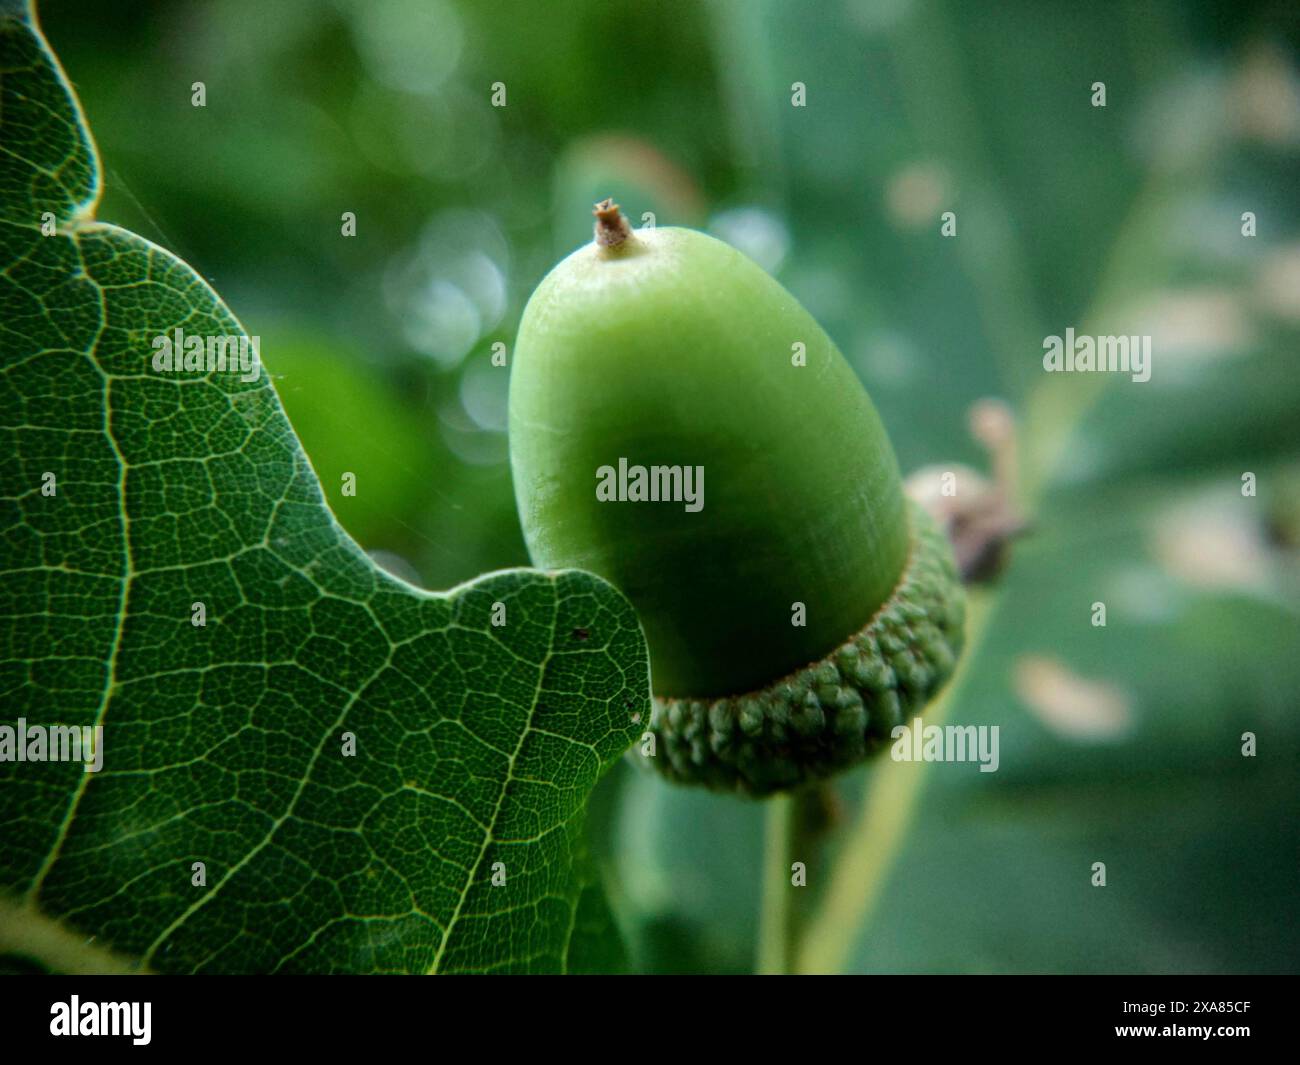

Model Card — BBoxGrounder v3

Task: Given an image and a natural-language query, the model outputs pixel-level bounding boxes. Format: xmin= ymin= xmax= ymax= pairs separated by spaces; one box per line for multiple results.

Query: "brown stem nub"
xmin=593 ymin=197 xmax=633 ymax=248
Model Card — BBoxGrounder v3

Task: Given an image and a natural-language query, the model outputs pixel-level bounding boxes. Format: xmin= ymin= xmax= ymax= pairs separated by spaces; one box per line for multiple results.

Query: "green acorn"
xmin=509 ymin=200 xmax=965 ymax=796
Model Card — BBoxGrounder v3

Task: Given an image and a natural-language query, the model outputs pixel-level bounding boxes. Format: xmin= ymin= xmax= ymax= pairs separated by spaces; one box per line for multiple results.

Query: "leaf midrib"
xmin=23 ymin=231 xmax=122 ymax=907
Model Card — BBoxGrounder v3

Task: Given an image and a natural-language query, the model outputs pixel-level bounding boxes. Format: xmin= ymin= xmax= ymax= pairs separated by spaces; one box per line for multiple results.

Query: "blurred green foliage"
xmin=40 ymin=0 xmax=1300 ymax=973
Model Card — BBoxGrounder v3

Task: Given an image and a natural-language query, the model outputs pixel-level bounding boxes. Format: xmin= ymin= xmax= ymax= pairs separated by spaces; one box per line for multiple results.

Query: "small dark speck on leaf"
xmin=571 ymin=627 xmax=590 ymax=641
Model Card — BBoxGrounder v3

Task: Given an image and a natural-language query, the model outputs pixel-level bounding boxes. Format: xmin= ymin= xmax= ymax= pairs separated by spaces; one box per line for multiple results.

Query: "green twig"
xmin=757 ymin=786 xmax=830 ymax=974
xmin=756 ymin=792 xmax=796 ymax=974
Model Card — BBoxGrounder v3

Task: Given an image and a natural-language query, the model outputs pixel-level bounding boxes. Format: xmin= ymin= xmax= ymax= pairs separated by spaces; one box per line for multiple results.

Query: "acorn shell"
xmin=510 ymin=226 xmax=910 ymax=698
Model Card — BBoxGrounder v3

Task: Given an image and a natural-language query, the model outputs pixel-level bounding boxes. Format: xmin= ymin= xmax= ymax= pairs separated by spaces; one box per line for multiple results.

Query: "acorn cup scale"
xmin=509 ymin=202 xmax=965 ymax=795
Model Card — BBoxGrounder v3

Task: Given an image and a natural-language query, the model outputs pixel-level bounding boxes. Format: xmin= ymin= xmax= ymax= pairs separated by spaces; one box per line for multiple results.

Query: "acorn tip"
xmin=593 ymin=198 xmax=633 ymax=248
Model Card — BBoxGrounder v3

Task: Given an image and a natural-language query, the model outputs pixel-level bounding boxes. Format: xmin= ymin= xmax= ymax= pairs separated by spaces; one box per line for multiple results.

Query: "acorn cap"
xmin=650 ymin=498 xmax=963 ymax=794
xmin=509 ymin=203 xmax=965 ymax=794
